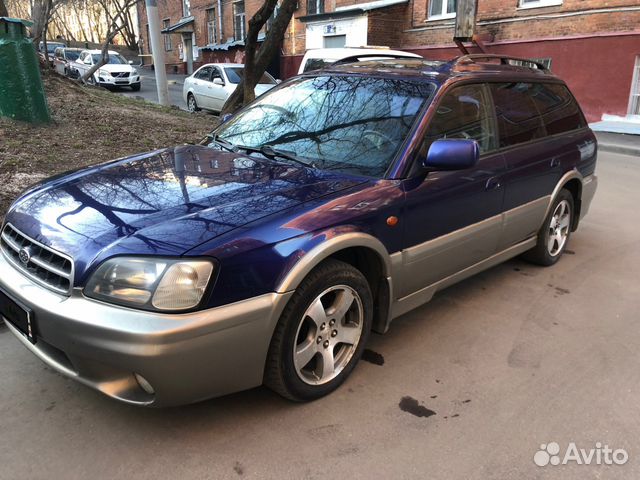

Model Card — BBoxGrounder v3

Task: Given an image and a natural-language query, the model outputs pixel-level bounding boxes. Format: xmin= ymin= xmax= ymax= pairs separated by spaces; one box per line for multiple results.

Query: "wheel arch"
xmin=544 ymin=170 xmax=584 ymax=231
xmin=275 ymin=232 xmax=393 ymax=334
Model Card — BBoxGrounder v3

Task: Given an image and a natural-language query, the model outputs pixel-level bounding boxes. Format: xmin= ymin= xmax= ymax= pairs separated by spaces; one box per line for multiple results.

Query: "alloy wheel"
xmin=293 ymin=285 xmax=364 ymax=385
xmin=547 ymin=199 xmax=571 ymax=256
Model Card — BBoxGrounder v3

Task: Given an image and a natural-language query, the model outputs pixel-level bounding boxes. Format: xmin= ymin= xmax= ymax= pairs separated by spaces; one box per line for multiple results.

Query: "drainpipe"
xmin=217 ymin=0 xmax=223 ymax=44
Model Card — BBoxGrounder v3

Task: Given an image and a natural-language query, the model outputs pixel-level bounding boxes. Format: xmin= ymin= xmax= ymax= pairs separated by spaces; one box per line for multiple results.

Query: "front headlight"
xmin=132 ymin=68 xmax=138 ymax=75
xmin=84 ymin=257 xmax=215 ymax=311
xmin=98 ymin=68 xmax=109 ymax=77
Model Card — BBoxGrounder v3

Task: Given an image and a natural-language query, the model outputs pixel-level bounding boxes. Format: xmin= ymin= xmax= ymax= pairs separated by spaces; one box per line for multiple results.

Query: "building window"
xmin=206 ymin=8 xmax=217 ymax=45
xmin=428 ymin=0 xmax=456 ymax=19
xmin=307 ymin=0 xmax=324 ymax=15
xmin=519 ymin=0 xmax=562 ymax=8
xmin=183 ymin=0 xmax=191 ymax=17
xmin=233 ymin=1 xmax=246 ymax=41
xmin=146 ymin=24 xmax=151 ymax=54
xmin=163 ymin=19 xmax=172 ymax=51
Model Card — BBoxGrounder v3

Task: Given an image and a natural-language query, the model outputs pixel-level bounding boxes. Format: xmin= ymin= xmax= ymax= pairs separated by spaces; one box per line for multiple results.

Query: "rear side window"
xmin=530 ymin=83 xmax=586 ymax=135
xmin=421 ymin=83 xmax=497 ymax=155
xmin=490 ymin=83 xmax=545 ymax=148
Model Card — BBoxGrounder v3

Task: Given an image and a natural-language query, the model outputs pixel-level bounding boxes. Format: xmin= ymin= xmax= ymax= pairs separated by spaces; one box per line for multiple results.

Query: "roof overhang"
xmin=298 ymin=0 xmax=407 ymax=23
xmin=161 ymin=16 xmax=194 ymax=34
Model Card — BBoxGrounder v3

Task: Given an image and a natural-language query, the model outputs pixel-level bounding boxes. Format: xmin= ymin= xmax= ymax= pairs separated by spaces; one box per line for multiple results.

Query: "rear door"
xmin=398 ymin=83 xmax=506 ymax=297
xmin=489 ymin=82 xmax=586 ymax=250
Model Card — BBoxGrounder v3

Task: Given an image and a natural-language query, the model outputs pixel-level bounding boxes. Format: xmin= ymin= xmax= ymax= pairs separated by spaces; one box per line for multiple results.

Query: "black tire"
xmin=131 ymin=83 xmax=141 ymax=92
xmin=523 ymin=188 xmax=574 ymax=266
xmin=187 ymin=93 xmax=200 ymax=112
xmin=264 ymin=259 xmax=373 ymax=401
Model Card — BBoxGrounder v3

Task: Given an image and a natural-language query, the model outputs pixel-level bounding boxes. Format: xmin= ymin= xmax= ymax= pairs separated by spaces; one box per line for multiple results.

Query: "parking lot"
xmin=0 ymin=150 xmax=638 ymax=480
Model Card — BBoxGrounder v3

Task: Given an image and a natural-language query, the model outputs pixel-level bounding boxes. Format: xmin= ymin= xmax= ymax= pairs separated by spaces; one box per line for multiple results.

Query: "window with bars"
xmin=206 ymin=8 xmax=217 ymax=45
xmin=307 ymin=0 xmax=324 ymax=15
xmin=428 ymin=0 xmax=456 ymax=19
xmin=163 ymin=19 xmax=172 ymax=51
xmin=233 ymin=1 xmax=246 ymax=41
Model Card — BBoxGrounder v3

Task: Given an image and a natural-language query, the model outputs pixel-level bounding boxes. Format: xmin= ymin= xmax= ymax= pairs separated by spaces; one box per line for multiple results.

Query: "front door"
xmin=398 ymin=83 xmax=506 ymax=298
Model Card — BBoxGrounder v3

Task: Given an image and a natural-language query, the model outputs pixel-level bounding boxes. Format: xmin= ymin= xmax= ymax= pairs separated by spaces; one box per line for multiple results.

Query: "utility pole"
xmin=145 ymin=0 xmax=169 ymax=106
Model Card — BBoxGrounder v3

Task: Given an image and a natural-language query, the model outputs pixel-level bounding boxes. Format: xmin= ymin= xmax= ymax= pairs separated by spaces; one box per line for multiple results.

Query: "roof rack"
xmin=453 ymin=54 xmax=549 ymax=72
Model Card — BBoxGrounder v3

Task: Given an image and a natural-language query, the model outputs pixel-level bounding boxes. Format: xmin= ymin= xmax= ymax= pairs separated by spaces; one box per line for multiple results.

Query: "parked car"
xmin=53 ymin=47 xmax=83 ymax=78
xmin=0 ymin=55 xmax=597 ymax=406
xmin=183 ymin=63 xmax=278 ymax=113
xmin=73 ymin=49 xmax=141 ymax=90
xmin=297 ymin=46 xmax=422 ymax=74
xmin=38 ymin=40 xmax=66 ymax=65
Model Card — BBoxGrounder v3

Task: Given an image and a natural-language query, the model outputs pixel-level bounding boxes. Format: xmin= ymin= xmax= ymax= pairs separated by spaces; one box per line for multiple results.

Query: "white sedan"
xmin=183 ymin=63 xmax=278 ymax=113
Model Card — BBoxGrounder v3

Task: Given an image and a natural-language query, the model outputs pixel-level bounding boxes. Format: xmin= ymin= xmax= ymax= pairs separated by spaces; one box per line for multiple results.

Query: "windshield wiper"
xmin=239 ymin=144 xmax=314 ymax=168
xmin=201 ymin=133 xmax=237 ymax=152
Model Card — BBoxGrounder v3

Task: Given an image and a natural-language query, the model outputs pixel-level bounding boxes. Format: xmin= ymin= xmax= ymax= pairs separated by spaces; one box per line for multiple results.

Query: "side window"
xmin=490 ymin=82 xmax=545 ymax=147
xmin=195 ymin=66 xmax=212 ymax=80
xmin=421 ymin=83 xmax=497 ymax=156
xmin=530 ymin=83 xmax=586 ymax=135
xmin=211 ymin=67 xmax=224 ymax=82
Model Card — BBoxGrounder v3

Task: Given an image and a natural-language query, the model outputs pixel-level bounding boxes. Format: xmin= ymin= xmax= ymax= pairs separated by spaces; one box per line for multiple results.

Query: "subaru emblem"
xmin=18 ymin=248 xmax=30 ymax=265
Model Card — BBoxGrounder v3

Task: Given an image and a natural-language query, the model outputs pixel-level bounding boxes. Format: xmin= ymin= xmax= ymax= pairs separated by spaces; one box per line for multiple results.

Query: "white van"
xmin=297 ymin=47 xmax=422 ymax=74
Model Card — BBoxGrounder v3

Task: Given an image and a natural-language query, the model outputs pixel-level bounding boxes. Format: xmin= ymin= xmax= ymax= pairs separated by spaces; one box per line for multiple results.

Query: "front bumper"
xmin=97 ymin=74 xmax=140 ymax=87
xmin=0 ymin=252 xmax=292 ymax=406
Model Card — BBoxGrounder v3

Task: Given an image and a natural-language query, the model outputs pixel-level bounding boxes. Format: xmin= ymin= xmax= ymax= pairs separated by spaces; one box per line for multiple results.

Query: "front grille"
xmin=1 ymin=224 xmax=74 ymax=295
xmin=113 ymin=72 xmax=129 ymax=78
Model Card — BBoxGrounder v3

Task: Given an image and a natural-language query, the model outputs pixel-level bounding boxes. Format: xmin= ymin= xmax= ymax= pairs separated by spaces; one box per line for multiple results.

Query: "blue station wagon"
xmin=0 ymin=55 xmax=597 ymax=406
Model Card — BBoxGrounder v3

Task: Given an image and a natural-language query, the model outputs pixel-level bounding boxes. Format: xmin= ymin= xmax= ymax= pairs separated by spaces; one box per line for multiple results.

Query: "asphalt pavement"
xmin=1 ymin=151 xmax=639 ymax=479
xmin=115 ymin=71 xmax=190 ymax=111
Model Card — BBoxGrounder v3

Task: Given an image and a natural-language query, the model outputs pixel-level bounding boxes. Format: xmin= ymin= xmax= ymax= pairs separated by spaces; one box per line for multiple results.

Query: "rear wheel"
xmin=187 ymin=93 xmax=200 ymax=112
xmin=523 ymin=189 xmax=574 ymax=266
xmin=264 ymin=259 xmax=372 ymax=401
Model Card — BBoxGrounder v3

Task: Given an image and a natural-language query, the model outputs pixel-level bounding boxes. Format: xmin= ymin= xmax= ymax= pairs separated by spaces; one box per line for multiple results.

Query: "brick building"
xmin=137 ymin=0 xmax=640 ymax=121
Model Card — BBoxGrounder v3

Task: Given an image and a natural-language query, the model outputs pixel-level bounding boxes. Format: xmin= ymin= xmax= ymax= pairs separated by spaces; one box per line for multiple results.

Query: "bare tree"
xmin=0 ymin=0 xmax=9 ymax=17
xmin=79 ymin=0 xmax=138 ymax=83
xmin=221 ymin=0 xmax=298 ymax=115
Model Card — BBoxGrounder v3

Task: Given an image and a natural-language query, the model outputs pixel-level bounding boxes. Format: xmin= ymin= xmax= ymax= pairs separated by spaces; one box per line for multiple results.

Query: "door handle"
xmin=550 ymin=157 xmax=560 ymax=168
xmin=485 ymin=177 xmax=501 ymax=191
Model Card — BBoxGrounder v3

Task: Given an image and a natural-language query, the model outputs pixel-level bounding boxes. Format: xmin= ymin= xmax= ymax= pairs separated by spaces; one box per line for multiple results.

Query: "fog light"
xmin=134 ymin=373 xmax=155 ymax=395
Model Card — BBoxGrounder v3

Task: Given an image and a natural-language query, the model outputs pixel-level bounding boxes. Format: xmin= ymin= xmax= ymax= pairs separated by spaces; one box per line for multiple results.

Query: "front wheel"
xmin=264 ymin=259 xmax=372 ymax=401
xmin=523 ymin=189 xmax=574 ymax=266
xmin=131 ymin=83 xmax=141 ymax=92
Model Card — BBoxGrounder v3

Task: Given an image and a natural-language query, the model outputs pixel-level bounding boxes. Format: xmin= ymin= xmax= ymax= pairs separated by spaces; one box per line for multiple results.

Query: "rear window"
xmin=530 ymin=83 xmax=586 ymax=135
xmin=490 ymin=83 xmax=545 ymax=148
xmin=225 ymin=67 xmax=276 ymax=85
xmin=303 ymin=58 xmax=331 ymax=73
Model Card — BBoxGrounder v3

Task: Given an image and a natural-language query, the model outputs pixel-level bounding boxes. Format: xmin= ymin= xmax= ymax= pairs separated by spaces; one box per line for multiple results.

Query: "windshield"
xmin=225 ymin=67 xmax=276 ymax=85
xmin=65 ymin=50 xmax=80 ymax=61
xmin=92 ymin=53 xmax=127 ymax=65
xmin=215 ymin=76 xmax=435 ymax=177
xmin=46 ymin=43 xmax=65 ymax=53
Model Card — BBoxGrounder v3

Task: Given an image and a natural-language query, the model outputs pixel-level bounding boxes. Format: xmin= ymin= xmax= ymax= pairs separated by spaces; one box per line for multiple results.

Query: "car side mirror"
xmin=128 ymin=60 xmax=134 ymax=65
xmin=422 ymin=139 xmax=480 ymax=171
xmin=276 ymin=79 xmax=282 ymax=84
xmin=213 ymin=77 xmax=225 ymax=86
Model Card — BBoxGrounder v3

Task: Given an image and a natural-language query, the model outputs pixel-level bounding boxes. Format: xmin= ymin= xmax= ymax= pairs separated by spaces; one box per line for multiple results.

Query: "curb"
xmin=597 ymin=143 xmax=640 ymax=156
xmin=594 ymin=132 xmax=640 ymax=157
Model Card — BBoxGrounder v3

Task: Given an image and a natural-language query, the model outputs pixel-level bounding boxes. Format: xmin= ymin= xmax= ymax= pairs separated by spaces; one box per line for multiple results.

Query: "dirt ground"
xmin=0 ymin=71 xmax=215 ymax=214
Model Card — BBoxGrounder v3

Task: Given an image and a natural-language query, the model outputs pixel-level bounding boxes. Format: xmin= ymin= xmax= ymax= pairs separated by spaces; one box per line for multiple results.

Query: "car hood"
xmin=6 ymin=145 xmax=366 ymax=282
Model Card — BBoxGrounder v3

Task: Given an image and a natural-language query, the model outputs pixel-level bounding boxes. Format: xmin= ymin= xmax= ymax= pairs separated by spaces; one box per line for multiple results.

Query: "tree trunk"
xmin=0 ymin=0 xmax=9 ymax=18
xmin=221 ymin=0 xmax=297 ymax=116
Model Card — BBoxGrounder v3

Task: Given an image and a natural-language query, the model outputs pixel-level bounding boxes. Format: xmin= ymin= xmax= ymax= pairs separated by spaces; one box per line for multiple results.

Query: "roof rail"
xmin=454 ymin=54 xmax=549 ymax=72
xmin=329 ymin=53 xmax=420 ymax=67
